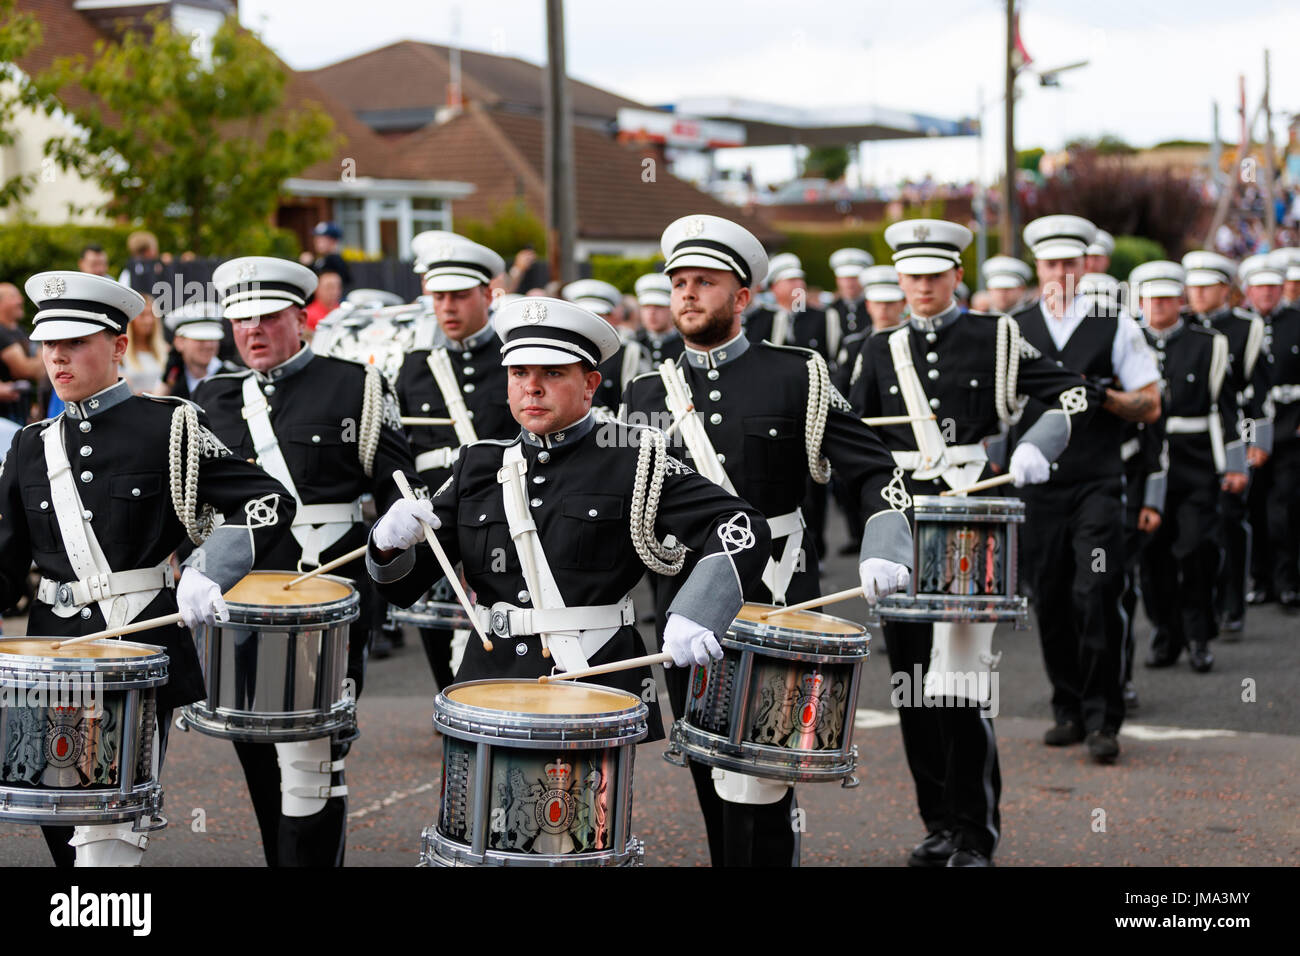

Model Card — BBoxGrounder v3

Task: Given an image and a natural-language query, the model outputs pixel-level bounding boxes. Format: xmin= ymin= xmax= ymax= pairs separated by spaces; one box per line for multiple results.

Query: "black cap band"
xmin=504 ymin=325 xmax=601 ymax=364
xmin=36 ymin=297 xmax=131 ymax=329
xmin=670 ymin=238 xmax=752 ymax=286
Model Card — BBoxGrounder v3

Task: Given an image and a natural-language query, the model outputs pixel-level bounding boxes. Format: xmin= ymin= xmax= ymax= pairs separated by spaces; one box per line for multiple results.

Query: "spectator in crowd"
xmin=0 ymin=283 xmax=41 ymax=425
xmin=304 ymin=269 xmax=344 ymax=332
xmin=119 ymin=230 xmax=164 ymax=295
xmin=120 ymin=297 xmax=169 ymax=394
xmin=77 ymin=243 xmax=110 ymax=277
xmin=310 ymin=221 xmax=352 ymax=288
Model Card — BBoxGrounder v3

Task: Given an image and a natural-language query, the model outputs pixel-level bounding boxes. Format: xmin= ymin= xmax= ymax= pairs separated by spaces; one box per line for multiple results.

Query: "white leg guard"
xmin=70 ymin=824 xmax=148 ymax=867
xmin=925 ymin=621 xmax=999 ymax=704
xmin=450 ymin=628 xmax=468 ymax=676
xmin=276 ymin=738 xmax=347 ymax=817
xmin=711 ymin=769 xmax=791 ymax=805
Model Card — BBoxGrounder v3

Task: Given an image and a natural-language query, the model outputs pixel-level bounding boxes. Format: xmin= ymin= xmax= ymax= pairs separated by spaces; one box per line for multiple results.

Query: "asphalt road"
xmin=2 ymin=512 xmax=1297 ymax=866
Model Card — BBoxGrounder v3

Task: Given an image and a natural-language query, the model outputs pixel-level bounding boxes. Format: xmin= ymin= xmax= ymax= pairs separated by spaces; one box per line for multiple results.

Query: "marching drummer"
xmin=849 ymin=219 xmax=1101 ymax=866
xmin=0 ymin=272 xmax=294 ymax=867
xmin=621 ymin=214 xmax=913 ymax=867
xmin=392 ymin=234 xmax=515 ymax=691
xmin=368 ymin=296 xmax=771 ymax=747
xmin=192 ymin=256 xmax=424 ymax=867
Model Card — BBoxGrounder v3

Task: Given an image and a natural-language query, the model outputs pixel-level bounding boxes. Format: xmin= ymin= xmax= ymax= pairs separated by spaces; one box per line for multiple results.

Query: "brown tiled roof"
xmin=303 ymin=40 xmax=646 ymax=125
xmin=388 ymin=104 xmax=779 ymax=244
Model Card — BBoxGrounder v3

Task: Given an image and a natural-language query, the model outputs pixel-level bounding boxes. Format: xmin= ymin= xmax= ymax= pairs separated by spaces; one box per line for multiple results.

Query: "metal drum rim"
xmin=221 ymin=571 xmax=361 ymax=627
xmin=0 ymin=637 xmax=169 ymax=685
xmin=726 ymin=606 xmax=870 ymax=660
xmin=434 ymin=678 xmax=649 ymax=746
xmin=672 ymin=722 xmax=856 ymax=782
xmin=421 ymin=826 xmax=643 ymax=867
xmin=181 ymin=701 xmax=355 ymax=743
xmin=911 ymin=494 xmax=1027 ymax=520
xmin=0 ymin=781 xmax=161 ymax=825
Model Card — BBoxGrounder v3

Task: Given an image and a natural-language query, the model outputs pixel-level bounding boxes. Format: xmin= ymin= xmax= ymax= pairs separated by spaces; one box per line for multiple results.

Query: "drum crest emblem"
xmin=536 ymin=760 xmax=577 ymax=834
xmin=795 ymin=672 xmax=826 ymax=732
xmin=44 ymin=707 xmax=85 ymax=771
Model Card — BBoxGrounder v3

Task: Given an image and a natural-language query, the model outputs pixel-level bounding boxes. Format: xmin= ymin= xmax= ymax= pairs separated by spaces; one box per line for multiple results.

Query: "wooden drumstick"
xmin=861 ymin=414 xmax=937 ymax=426
xmin=940 ymin=473 xmax=1016 ymax=497
xmin=759 ymin=586 xmax=863 ymax=619
xmin=53 ymin=612 xmax=184 ymax=649
xmin=282 ymin=545 xmax=368 ymax=589
xmin=400 ymin=417 xmax=456 ymax=427
xmin=539 ymin=651 xmax=674 ymax=683
xmin=391 ymin=470 xmax=494 ymax=652
xmin=663 ymin=405 xmax=692 ymax=440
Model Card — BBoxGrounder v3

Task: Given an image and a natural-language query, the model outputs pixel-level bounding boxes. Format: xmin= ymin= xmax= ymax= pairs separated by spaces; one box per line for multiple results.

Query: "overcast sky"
xmin=239 ymin=0 xmax=1299 ymax=186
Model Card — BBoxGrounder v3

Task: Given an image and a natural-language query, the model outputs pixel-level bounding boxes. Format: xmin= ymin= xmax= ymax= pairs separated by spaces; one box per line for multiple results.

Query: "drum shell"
xmin=387 ymin=600 xmax=469 ymax=631
xmin=0 ymin=637 xmax=167 ymax=826
xmin=671 ymin=607 xmax=867 ymax=784
xmin=872 ymin=494 xmax=1028 ymax=624
xmin=425 ymin=679 xmax=647 ymax=867
xmin=182 ymin=572 xmax=359 ymax=743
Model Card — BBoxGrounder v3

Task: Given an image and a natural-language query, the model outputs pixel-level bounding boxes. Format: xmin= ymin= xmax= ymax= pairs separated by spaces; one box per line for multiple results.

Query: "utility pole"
xmin=1260 ymin=49 xmax=1278 ymax=247
xmin=975 ymin=86 xmax=988 ymax=284
xmin=1001 ymin=0 xmax=1018 ymax=257
xmin=543 ymin=0 xmax=576 ymax=284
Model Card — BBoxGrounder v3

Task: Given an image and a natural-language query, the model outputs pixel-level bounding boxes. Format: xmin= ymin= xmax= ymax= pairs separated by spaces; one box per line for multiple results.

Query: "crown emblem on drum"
xmin=801 ymin=673 xmax=825 ymax=698
xmin=42 ymin=276 xmax=67 ymax=298
xmin=522 ymin=301 xmax=548 ymax=325
xmin=545 ymin=760 xmax=572 ymax=790
xmin=684 ymin=216 xmax=706 ymax=238
xmin=913 ymin=225 xmax=931 ymax=241
xmin=236 ymin=261 xmax=258 ymax=281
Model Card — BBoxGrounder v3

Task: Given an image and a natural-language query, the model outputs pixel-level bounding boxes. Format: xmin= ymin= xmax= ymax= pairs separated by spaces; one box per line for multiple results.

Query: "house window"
xmin=412 ymin=197 xmax=450 ymax=232
xmin=336 ymin=198 xmax=365 ymax=251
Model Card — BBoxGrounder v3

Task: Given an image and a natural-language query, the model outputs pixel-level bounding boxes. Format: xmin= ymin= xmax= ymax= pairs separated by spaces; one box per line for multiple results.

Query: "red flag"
xmin=1012 ymin=10 xmax=1034 ymax=70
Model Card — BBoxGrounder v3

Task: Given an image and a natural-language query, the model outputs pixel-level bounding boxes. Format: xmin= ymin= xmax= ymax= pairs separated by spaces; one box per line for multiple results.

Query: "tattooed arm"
xmin=1103 ymin=382 xmax=1161 ymax=423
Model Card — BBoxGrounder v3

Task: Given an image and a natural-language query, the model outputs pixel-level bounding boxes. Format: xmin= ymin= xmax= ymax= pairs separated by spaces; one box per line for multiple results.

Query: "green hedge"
xmin=589 ymin=255 xmax=663 ymax=293
xmin=1108 ymin=236 xmax=1166 ymax=281
xmin=778 ymin=226 xmax=1002 ymax=291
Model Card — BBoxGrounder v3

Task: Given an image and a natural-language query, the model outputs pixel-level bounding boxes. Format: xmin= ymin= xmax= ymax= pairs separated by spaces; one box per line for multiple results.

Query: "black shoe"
xmin=1246 ymin=589 xmax=1276 ymax=606
xmin=1086 ymin=730 xmax=1120 ymax=764
xmin=1220 ymin=618 xmax=1244 ymax=642
xmin=946 ymin=848 xmax=993 ymax=867
xmin=1123 ymin=681 xmax=1139 ymax=711
xmin=908 ymin=830 xmax=958 ymax=868
xmin=1144 ymin=649 xmax=1180 ymax=668
xmin=1044 ymin=720 xmax=1085 ymax=746
xmin=1188 ymin=644 xmax=1214 ymax=673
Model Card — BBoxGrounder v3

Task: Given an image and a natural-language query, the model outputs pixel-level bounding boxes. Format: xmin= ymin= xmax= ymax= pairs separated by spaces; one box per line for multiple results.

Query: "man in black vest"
xmin=1131 ymin=262 xmax=1247 ymax=672
xmin=826 ymin=247 xmax=874 ymax=344
xmin=1012 ymin=215 xmax=1161 ymax=765
xmin=1181 ymin=251 xmax=1271 ymax=634
xmin=632 ymin=273 xmax=685 ymax=368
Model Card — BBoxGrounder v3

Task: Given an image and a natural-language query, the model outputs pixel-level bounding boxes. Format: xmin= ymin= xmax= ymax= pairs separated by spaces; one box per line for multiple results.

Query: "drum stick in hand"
xmin=282 ymin=545 xmax=369 ymax=589
xmin=939 ymin=473 xmax=1016 ymax=497
xmin=54 ymin=612 xmax=185 ymax=649
xmin=391 ymin=470 xmax=494 ymax=652
xmin=759 ymin=587 xmax=863 ymax=619
xmin=861 ymin=414 xmax=937 ymax=426
xmin=400 ymin=417 xmax=456 ymax=427
xmin=539 ymin=651 xmax=674 ymax=683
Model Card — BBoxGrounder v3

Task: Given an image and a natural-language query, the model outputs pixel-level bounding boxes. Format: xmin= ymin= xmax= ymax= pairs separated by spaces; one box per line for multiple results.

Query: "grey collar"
xmin=908 ymin=301 xmax=960 ymax=333
xmin=443 ymin=323 xmax=496 ymax=353
xmin=642 ymin=328 xmax=680 ymax=348
xmin=683 ymin=331 xmax=749 ymax=370
xmin=521 ymin=410 xmax=596 ymax=450
xmin=63 ymin=379 xmax=133 ymax=420
xmin=255 ymin=344 xmax=314 ymax=383
xmin=1145 ymin=318 xmax=1184 ymax=343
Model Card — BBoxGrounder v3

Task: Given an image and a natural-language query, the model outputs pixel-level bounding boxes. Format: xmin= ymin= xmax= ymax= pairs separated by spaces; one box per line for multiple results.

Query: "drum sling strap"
xmin=241 ymin=374 xmax=361 ymax=569
xmin=494 ymin=443 xmax=632 ymax=673
xmin=659 ymin=360 xmax=803 ymax=604
xmin=414 ymin=348 xmax=479 ymax=474
xmin=887 ymin=327 xmax=987 ymax=489
xmin=770 ymin=309 xmax=790 ymax=347
xmin=40 ymin=420 xmax=170 ymax=627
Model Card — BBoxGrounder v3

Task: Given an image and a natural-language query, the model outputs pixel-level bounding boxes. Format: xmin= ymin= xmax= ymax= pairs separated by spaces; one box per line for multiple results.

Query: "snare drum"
xmin=871 ymin=495 xmax=1028 ymax=625
xmin=386 ymin=599 xmax=469 ymax=631
xmin=0 ymin=637 xmax=167 ymax=827
xmin=422 ymin=679 xmax=647 ymax=867
xmin=667 ymin=604 xmax=868 ymax=786
xmin=181 ymin=571 xmax=360 ymax=743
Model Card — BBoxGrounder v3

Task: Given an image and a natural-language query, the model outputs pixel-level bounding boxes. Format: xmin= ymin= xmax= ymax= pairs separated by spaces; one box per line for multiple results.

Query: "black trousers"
xmin=1141 ymin=473 xmax=1222 ymax=658
xmin=1119 ymin=479 xmax=1149 ymax=687
xmin=1216 ymin=480 xmax=1252 ymax=623
xmin=1019 ymin=477 xmax=1127 ymax=734
xmin=803 ymin=475 xmax=829 ymax=560
xmin=664 ymin=664 xmax=798 ymax=867
xmin=43 ymin=707 xmax=173 ymax=868
xmin=1249 ymin=455 xmax=1275 ymax=594
xmin=830 ymin=473 xmax=864 ymax=548
xmin=1266 ymin=441 xmax=1300 ymax=594
xmin=882 ymin=620 xmax=1001 ymax=857
xmin=419 ymin=628 xmax=456 ymax=691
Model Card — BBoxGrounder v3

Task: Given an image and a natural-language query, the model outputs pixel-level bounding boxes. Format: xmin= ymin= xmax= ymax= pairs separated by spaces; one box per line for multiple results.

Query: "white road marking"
xmin=852 ymin=708 xmax=1245 ymax=741
xmin=854 ymin=709 xmax=901 ymax=729
xmin=348 ymin=780 xmax=438 ymax=820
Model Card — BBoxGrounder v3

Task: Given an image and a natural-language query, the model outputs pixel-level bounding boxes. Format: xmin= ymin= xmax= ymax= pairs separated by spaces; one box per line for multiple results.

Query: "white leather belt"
xmin=38 ymin=562 xmax=173 ymax=612
xmin=1270 ymin=384 xmax=1300 ymax=405
xmin=293 ymin=500 xmax=364 ymax=527
xmin=473 ymin=595 xmax=635 ymax=658
xmin=1120 ymin=437 xmax=1141 ymax=462
xmin=414 ymin=447 xmax=459 ymax=473
xmin=1166 ymin=416 xmax=1210 ymax=434
xmin=890 ymin=443 xmax=988 ymax=472
xmin=766 ymin=508 xmax=804 ymax=540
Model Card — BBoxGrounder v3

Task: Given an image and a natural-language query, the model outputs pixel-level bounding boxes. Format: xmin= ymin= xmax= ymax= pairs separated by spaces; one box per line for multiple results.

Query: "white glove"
xmin=1009 ymin=442 xmax=1051 ymax=487
xmin=662 ymin=613 xmax=722 ymax=668
xmin=373 ymin=498 xmax=440 ymax=551
xmin=859 ymin=558 xmax=910 ymax=606
xmin=177 ymin=567 xmax=229 ymax=630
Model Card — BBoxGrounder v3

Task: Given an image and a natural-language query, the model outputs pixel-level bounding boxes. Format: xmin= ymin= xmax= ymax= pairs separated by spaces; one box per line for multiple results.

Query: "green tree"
xmin=1016 ymin=147 xmax=1045 ymax=173
xmin=32 ymin=15 xmax=336 ymax=255
xmin=0 ymin=0 xmax=44 ymax=209
xmin=801 ymin=145 xmax=851 ymax=182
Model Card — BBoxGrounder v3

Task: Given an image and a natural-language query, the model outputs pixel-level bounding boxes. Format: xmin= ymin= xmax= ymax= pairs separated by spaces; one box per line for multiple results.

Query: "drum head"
xmin=735 ymin=604 xmax=863 ymax=635
xmin=224 ymin=572 xmax=354 ymax=606
xmin=0 ymin=638 xmax=158 ymax=659
xmin=729 ymin=603 xmax=869 ymax=660
xmin=447 ymin=681 xmax=639 ymax=716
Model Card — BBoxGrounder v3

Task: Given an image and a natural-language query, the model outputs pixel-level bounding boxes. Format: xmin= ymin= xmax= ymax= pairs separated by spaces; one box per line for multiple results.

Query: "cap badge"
xmin=236 ymin=261 xmax=258 ymax=281
xmin=431 ymin=242 xmax=456 ymax=262
xmin=42 ymin=277 xmax=67 ymax=298
xmin=684 ymin=217 xmax=706 ymax=239
xmin=913 ymin=225 xmax=931 ymax=241
xmin=522 ymin=302 xmax=548 ymax=325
